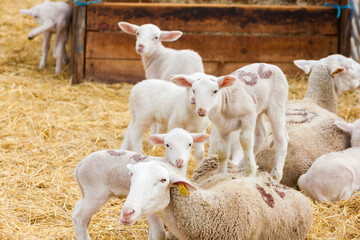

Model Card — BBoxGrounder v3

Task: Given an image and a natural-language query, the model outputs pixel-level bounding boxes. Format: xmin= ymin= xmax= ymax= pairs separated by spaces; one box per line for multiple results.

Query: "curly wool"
xmin=170 ymin=172 xmax=312 ymax=240
xmin=256 ymin=99 xmax=350 ymax=187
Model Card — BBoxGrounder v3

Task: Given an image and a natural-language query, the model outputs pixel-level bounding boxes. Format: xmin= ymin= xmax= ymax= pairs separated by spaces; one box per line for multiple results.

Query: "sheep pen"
xmin=1 ymin=0 xmax=360 ymax=239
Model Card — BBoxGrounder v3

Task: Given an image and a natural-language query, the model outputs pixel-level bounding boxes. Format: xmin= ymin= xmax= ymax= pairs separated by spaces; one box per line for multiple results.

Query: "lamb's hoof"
xmin=270 ymin=169 xmax=282 ymax=182
xmin=28 ymin=36 xmax=34 ymax=40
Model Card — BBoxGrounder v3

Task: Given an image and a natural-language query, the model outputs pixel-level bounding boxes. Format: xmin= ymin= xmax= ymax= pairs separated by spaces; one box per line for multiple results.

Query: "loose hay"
xmin=1 ymin=0 xmax=359 ymax=239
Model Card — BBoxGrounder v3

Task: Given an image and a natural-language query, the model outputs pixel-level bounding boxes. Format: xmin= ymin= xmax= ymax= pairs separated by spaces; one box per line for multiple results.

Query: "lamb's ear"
xmin=335 ymin=121 xmax=353 ymax=134
xmin=171 ymin=75 xmax=196 ymax=88
xmin=118 ymin=22 xmax=139 ymax=35
xmin=217 ymin=75 xmax=237 ymax=88
xmin=147 ymin=134 xmax=166 ymax=145
xmin=191 ymin=133 xmax=210 ymax=143
xmin=160 ymin=30 xmax=183 ymax=42
xmin=170 ymin=173 xmax=198 ymax=196
xmin=19 ymin=9 xmax=33 ymax=15
xmin=293 ymin=60 xmax=318 ymax=75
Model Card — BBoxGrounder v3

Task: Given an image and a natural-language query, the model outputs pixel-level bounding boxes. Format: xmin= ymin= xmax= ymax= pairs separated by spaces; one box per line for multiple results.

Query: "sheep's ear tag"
xmin=179 ymin=183 xmax=190 ymax=196
xmin=331 ymin=68 xmax=344 ymax=76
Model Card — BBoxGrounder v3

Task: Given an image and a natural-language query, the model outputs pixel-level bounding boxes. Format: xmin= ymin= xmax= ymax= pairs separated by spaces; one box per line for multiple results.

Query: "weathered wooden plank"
xmin=86 ymin=31 xmax=338 ymax=62
xmin=84 ymin=59 xmax=301 ymax=84
xmin=86 ymin=3 xmax=339 ymax=35
xmin=71 ymin=4 xmax=87 ymax=84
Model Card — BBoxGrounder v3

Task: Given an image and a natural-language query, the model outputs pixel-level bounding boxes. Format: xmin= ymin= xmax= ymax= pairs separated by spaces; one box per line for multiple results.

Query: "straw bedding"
xmin=1 ymin=0 xmax=359 ymax=239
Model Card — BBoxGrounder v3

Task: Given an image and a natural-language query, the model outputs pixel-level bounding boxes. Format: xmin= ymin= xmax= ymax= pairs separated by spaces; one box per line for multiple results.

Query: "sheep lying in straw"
xmin=19 ymin=0 xmax=72 ymax=73
xmin=73 ymin=128 xmax=209 ymax=240
xmin=298 ymin=119 xmax=360 ymax=202
xmin=120 ymin=156 xmax=313 ymax=240
xmin=256 ymin=55 xmax=359 ymax=187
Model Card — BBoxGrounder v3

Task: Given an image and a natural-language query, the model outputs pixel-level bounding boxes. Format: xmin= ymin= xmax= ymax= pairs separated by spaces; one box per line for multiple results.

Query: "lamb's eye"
xmin=192 ymin=90 xmax=195 ymax=94
xmin=136 ymin=32 xmax=139 ymax=36
xmin=166 ymin=144 xmax=170 ymax=148
xmin=160 ymin=178 xmax=167 ymax=183
xmin=189 ymin=143 xmax=192 ymax=147
xmin=213 ymin=90 xmax=218 ymax=94
xmin=154 ymin=36 xmax=159 ymax=40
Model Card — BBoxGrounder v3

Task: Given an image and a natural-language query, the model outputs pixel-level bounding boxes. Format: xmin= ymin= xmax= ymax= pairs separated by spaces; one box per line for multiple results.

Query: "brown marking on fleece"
xmin=286 ymin=108 xmax=318 ymax=125
xmin=258 ymin=63 xmax=273 ymax=79
xmin=232 ymin=70 xmax=258 ymax=86
xmin=232 ymin=63 xmax=273 ymax=86
xmin=256 ymin=184 xmax=275 ymax=208
xmin=130 ymin=153 xmax=148 ymax=162
xmin=106 ymin=150 xmax=126 ymax=157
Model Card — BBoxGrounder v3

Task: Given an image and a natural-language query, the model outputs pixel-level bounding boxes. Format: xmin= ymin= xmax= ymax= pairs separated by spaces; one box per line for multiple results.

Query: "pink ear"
xmin=218 ymin=76 xmax=237 ymax=88
xmin=171 ymin=75 xmax=193 ymax=88
xmin=191 ymin=133 xmax=209 ymax=143
xmin=118 ymin=22 xmax=138 ymax=35
xmin=160 ymin=31 xmax=183 ymax=42
xmin=147 ymin=134 xmax=165 ymax=145
xmin=293 ymin=60 xmax=318 ymax=75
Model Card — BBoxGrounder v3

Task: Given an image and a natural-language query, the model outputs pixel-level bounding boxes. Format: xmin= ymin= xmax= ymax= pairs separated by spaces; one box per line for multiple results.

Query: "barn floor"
xmin=1 ymin=0 xmax=360 ymax=239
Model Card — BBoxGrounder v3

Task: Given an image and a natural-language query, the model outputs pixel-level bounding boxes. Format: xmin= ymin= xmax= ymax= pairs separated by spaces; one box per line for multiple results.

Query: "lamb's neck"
xmin=304 ymin=72 xmax=338 ymax=113
xmin=159 ymin=204 xmax=189 ymax=240
xmin=142 ymin=46 xmax=165 ymax=78
xmin=212 ymin=88 xmax=230 ymax=117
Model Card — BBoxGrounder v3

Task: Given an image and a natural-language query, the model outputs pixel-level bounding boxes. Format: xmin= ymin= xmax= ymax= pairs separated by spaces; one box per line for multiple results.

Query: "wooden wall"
xmin=71 ymin=2 xmax=348 ymax=84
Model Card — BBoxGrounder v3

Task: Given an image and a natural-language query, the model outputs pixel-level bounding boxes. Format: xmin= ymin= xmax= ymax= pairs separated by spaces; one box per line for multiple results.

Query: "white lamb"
xmin=118 ymin=22 xmax=204 ymax=80
xmin=73 ymin=128 xmax=209 ymax=240
xmin=256 ymin=55 xmax=359 ymax=187
xmin=120 ymin=159 xmax=313 ymax=240
xmin=298 ymin=119 xmax=360 ymax=202
xmin=19 ymin=0 xmax=72 ymax=74
xmin=172 ymin=63 xmax=289 ymax=181
xmin=120 ymin=78 xmax=210 ymax=163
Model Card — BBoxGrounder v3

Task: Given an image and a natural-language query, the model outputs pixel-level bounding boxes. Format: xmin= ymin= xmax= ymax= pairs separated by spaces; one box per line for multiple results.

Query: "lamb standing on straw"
xmin=19 ymin=0 xmax=72 ymax=73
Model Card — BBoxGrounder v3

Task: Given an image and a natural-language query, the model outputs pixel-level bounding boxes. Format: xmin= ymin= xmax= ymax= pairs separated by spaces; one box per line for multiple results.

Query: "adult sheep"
xmin=120 ymin=157 xmax=313 ymax=240
xmin=256 ymin=54 xmax=360 ymax=187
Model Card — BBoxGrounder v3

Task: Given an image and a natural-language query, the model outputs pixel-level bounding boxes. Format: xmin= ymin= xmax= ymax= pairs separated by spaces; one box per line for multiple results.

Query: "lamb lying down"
xmin=19 ymin=0 xmax=72 ymax=73
xmin=120 ymin=157 xmax=313 ymax=240
xmin=72 ymin=128 xmax=209 ymax=240
xmin=298 ymin=119 xmax=360 ymax=202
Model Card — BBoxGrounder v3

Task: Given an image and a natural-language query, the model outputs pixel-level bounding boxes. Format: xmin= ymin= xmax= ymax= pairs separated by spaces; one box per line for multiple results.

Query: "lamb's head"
xmin=120 ymin=161 xmax=197 ymax=226
xmin=171 ymin=73 xmax=237 ymax=117
xmin=148 ymin=128 xmax=209 ymax=170
xmin=118 ymin=22 xmax=182 ymax=57
xmin=19 ymin=0 xmax=50 ymax=26
xmin=294 ymin=54 xmax=360 ymax=95
xmin=335 ymin=119 xmax=360 ymax=148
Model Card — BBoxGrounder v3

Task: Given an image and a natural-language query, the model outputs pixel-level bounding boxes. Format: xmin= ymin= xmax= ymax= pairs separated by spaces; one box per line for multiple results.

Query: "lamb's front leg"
xmin=240 ymin=114 xmax=258 ymax=176
xmin=209 ymin=127 xmax=230 ymax=173
xmin=193 ymin=142 xmax=205 ymax=164
xmin=28 ymin=20 xmax=55 ymax=40
xmin=39 ymin=31 xmax=51 ymax=69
